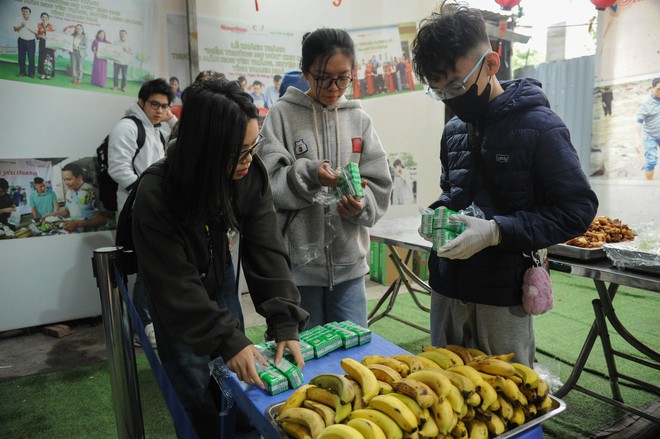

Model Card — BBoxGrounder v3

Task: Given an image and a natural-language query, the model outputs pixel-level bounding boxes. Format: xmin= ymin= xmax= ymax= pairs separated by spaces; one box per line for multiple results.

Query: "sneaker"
xmin=144 ymin=323 xmax=157 ymax=349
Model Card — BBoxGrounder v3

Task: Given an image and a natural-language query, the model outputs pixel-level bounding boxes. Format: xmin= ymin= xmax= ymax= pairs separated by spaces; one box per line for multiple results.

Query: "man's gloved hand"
xmin=436 ymin=214 xmax=501 ymax=260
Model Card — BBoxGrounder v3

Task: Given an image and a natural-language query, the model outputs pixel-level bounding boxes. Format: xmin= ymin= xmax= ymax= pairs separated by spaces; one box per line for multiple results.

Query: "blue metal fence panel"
xmin=515 ymin=56 xmax=595 ymax=175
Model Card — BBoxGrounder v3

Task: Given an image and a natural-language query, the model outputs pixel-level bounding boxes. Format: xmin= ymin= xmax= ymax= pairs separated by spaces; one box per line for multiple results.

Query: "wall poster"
xmin=0 ymin=156 xmax=114 ymax=240
xmin=1 ymin=0 xmax=163 ymax=95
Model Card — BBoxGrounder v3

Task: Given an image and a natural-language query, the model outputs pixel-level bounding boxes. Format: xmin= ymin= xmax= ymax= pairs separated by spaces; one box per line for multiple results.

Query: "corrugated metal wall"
xmin=515 ymin=55 xmax=595 ymax=174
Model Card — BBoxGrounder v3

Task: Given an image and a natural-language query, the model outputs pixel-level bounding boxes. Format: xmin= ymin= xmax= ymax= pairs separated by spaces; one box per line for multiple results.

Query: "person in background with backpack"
xmin=108 ymin=78 xmax=177 ymax=348
xmin=130 ymin=78 xmax=308 ymax=438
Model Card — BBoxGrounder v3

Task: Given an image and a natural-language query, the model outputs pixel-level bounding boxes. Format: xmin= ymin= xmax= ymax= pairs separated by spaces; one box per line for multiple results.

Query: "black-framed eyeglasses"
xmin=238 ymin=133 xmax=265 ymax=162
xmin=310 ymin=74 xmax=353 ymax=89
xmin=425 ymin=48 xmax=490 ymax=101
xmin=147 ymin=100 xmax=171 ymax=111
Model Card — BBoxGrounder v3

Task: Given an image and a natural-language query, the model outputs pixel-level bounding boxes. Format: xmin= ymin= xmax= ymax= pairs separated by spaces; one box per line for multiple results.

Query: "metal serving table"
xmin=549 ymin=256 xmax=660 ymax=423
xmin=369 ymin=217 xmax=433 ymax=333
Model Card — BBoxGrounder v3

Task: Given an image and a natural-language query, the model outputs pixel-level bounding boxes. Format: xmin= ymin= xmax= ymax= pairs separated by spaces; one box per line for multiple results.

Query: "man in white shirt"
xmin=108 ymin=78 xmax=177 ymax=347
xmin=112 ymin=29 xmax=133 ymax=91
xmin=13 ymin=6 xmax=37 ymax=78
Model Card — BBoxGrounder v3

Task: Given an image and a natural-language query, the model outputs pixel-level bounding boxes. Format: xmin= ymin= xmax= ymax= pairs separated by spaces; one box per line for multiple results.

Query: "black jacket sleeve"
xmin=235 ymin=157 xmax=310 ymax=342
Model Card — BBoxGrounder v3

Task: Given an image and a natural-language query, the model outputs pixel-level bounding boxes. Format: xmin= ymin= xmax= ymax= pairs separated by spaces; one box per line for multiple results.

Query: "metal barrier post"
xmin=92 ymin=246 xmax=145 ymax=439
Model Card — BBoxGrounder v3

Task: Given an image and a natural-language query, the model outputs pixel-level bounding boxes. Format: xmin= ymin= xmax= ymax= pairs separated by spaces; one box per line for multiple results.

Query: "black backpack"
xmin=115 ymin=161 xmax=165 ymax=275
xmin=96 ymin=116 xmax=146 ymax=212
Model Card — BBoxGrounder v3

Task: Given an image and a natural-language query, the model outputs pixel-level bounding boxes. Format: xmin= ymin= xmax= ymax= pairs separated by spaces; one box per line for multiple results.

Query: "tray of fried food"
xmin=549 ymin=216 xmax=636 ymax=260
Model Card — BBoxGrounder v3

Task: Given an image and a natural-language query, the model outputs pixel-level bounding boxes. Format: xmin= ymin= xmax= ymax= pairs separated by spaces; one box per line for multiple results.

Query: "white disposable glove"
xmin=437 ymin=214 xmax=501 ymax=260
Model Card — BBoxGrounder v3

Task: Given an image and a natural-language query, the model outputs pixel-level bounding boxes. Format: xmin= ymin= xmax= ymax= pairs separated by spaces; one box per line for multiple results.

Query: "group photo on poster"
xmin=590 ymin=74 xmax=660 ymax=181
xmin=348 ymin=23 xmax=420 ymax=100
xmin=0 ymin=157 xmax=114 ymax=240
xmin=0 ymin=1 xmax=162 ymax=95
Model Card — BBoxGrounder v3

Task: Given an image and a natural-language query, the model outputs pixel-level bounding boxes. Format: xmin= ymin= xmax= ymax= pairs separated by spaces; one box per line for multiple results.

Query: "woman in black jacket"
xmin=131 ymin=78 xmax=309 ymax=438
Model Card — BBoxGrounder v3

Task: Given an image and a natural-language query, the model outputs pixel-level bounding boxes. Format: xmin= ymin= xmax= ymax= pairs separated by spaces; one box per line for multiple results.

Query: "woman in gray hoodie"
xmin=260 ymin=28 xmax=392 ymax=328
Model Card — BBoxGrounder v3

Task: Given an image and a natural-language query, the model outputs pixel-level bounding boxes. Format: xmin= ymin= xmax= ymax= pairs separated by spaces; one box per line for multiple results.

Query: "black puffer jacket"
xmin=429 ymin=78 xmax=598 ymax=306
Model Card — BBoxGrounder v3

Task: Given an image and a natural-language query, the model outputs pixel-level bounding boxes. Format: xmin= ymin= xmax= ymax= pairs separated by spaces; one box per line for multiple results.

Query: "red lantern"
xmin=495 ymin=0 xmax=522 ymax=10
xmin=590 ymin=0 xmax=617 ymax=10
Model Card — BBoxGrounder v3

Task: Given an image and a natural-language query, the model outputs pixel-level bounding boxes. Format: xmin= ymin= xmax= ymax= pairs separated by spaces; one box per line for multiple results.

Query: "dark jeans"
xmin=17 ymin=38 xmax=36 ymax=76
xmin=150 ymin=262 xmax=244 ymax=439
xmin=113 ymin=62 xmax=127 ymax=89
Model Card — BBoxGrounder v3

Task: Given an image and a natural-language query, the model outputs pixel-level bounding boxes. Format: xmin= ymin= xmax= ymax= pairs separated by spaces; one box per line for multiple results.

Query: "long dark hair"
xmin=165 ymin=78 xmax=258 ymax=228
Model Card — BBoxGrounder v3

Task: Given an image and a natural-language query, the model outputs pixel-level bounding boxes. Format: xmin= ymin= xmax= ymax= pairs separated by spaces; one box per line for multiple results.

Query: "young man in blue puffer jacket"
xmin=412 ymin=1 xmax=598 ymax=366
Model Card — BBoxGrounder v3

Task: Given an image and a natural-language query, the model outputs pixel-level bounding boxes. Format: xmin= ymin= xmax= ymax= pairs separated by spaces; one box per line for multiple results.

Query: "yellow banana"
xmin=368 ymin=394 xmax=419 ymax=433
xmin=412 ymin=355 xmax=442 ymax=370
xmin=432 ymin=369 xmax=476 ymax=398
xmin=281 ymin=421 xmax=313 ymax=439
xmin=278 ymin=407 xmax=326 ymax=439
xmin=430 ymin=397 xmax=455 ymax=435
xmin=446 ymin=365 xmax=484 ymax=390
xmin=463 ymin=405 xmax=475 ymax=421
xmin=521 ymin=385 xmax=539 ymax=405
xmin=484 ymin=411 xmax=506 ymax=436
xmin=421 ymin=346 xmax=464 ymax=366
xmin=310 ymin=373 xmax=356 ymax=405
xmin=387 ymin=392 xmax=426 ymax=428
xmin=497 ymin=395 xmax=513 ymax=422
xmin=307 ymin=387 xmax=343 ymax=414
xmin=346 ymin=417 xmax=387 ymax=439
xmin=278 ymin=384 xmax=316 ymax=417
xmin=472 ymin=352 xmax=516 ymax=362
xmin=303 ymin=399 xmax=336 ymax=427
xmin=468 ymin=358 xmax=523 ymax=380
xmin=336 ymin=403 xmax=352 ymax=423
xmin=450 ymin=419 xmax=468 ymax=439
xmin=346 ymin=378 xmax=365 ymax=410
xmin=464 ymin=391 xmax=481 ymax=407
xmin=488 ymin=397 xmax=500 ymax=412
xmin=391 ymin=377 xmax=438 ymax=408
xmin=417 ymin=351 xmax=454 ymax=369
xmin=361 ymin=355 xmax=410 ymax=377
xmin=538 ymin=395 xmax=553 ymax=414
xmin=317 ymin=424 xmax=365 ymax=439
xmin=418 ymin=408 xmax=439 ymax=438
xmin=522 ymin=402 xmax=538 ymax=418
xmin=348 ymin=408 xmax=403 ymax=439
xmin=367 ymin=364 xmax=403 ymax=384
xmin=465 ymin=347 xmax=488 ymax=358
xmin=406 ymin=369 xmax=453 ymax=399
xmin=376 ymin=380 xmax=393 ymax=395
xmin=341 ymin=358 xmax=378 ymax=404
xmin=464 ymin=419 xmax=488 ymax=439
xmin=537 ymin=378 xmax=549 ymax=401
xmin=442 ymin=345 xmax=475 ymax=364
xmin=510 ymin=406 xmax=526 ymax=426
xmin=512 ymin=362 xmax=540 ymax=389
xmin=392 ymin=354 xmax=426 ymax=373
xmin=476 ymin=379 xmax=498 ymax=411
xmin=401 ymin=431 xmax=419 ymax=439
xmin=444 ymin=383 xmax=466 ymax=415
xmin=503 ymin=377 xmax=528 ymax=407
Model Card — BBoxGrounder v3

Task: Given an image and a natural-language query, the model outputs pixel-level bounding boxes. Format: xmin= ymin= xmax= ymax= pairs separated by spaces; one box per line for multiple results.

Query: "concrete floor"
xmin=0 ymin=277 xmax=388 ymax=382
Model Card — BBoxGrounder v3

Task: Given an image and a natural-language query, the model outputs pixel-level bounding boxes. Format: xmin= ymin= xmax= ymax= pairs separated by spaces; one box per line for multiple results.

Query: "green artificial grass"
xmin=0 ymin=272 xmax=657 ymax=438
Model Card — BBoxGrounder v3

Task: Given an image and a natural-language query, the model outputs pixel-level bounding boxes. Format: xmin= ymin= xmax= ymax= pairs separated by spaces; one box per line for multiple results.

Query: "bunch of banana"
xmin=276 ymin=346 xmax=556 ymax=439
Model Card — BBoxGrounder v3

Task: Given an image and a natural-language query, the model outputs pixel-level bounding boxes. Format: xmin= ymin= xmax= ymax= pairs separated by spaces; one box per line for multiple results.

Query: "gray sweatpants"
xmin=430 ymin=292 xmax=535 ymax=366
